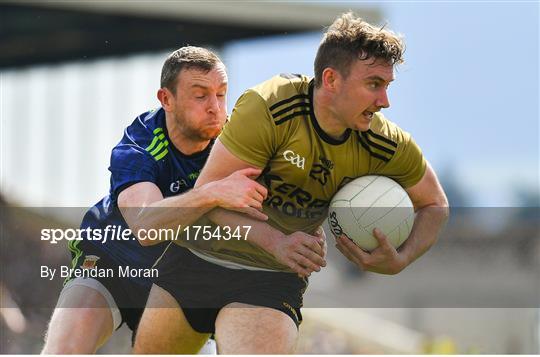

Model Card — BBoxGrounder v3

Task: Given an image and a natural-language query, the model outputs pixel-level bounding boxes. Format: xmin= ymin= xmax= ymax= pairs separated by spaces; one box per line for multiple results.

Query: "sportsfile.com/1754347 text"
xmin=40 ymin=225 xmax=251 ymax=244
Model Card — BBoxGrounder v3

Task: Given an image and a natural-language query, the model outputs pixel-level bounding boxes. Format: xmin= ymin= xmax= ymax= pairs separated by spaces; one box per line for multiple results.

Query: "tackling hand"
xmin=208 ymin=168 xmax=268 ymax=221
xmin=268 ymin=227 xmax=327 ymax=278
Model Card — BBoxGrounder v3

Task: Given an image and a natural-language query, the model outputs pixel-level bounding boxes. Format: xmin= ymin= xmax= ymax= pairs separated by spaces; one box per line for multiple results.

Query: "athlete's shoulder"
xmin=112 ymin=107 xmax=170 ymax=161
xmin=242 ymin=74 xmax=311 ymax=126
xmin=367 ymin=112 xmax=412 ymax=146
xmin=365 ymin=113 xmax=426 ymax=187
xmin=250 ymin=74 xmax=311 ymax=107
xmin=121 ymin=108 xmax=166 ymax=145
xmin=127 ymin=108 xmax=164 ymax=138
xmin=354 ymin=113 xmax=416 ymax=164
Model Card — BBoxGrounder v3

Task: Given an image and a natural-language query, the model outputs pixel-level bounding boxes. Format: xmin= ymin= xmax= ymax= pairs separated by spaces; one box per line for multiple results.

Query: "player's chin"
xmin=355 ymin=122 xmax=371 ymax=132
xmin=200 ymin=126 xmax=223 ymax=140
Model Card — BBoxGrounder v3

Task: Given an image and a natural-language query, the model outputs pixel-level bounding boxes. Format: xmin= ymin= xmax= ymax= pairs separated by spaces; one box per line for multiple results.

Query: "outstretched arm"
xmin=118 ymin=167 xmax=268 ymax=246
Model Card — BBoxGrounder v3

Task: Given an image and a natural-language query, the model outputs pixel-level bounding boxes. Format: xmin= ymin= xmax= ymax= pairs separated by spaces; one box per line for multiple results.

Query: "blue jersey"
xmin=80 ymin=108 xmax=212 ymax=286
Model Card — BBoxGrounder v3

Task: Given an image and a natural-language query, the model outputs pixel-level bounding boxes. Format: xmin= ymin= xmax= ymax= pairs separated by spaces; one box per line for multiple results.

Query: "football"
xmin=328 ymin=175 xmax=415 ymax=251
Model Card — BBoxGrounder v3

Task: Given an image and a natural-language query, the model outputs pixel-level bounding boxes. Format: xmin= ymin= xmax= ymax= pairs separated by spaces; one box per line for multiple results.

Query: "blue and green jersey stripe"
xmin=146 ymin=127 xmax=169 ymax=161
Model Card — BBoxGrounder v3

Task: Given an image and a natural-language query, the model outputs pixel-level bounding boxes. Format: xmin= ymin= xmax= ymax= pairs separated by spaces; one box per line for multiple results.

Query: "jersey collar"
xmin=308 ymin=79 xmax=351 ymax=145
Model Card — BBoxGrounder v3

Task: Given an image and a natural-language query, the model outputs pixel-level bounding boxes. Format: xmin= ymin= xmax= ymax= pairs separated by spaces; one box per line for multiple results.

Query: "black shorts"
xmin=153 ymin=243 xmax=307 ymax=334
xmin=66 ymin=240 xmax=151 ymax=331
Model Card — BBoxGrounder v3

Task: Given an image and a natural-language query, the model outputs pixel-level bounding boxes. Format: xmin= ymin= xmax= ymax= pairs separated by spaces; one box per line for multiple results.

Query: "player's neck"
xmin=165 ymin=115 xmax=210 ymax=156
xmin=313 ymin=87 xmax=349 ymax=140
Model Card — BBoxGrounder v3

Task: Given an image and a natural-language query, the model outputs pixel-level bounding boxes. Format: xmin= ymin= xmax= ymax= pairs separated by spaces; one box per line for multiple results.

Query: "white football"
xmin=328 ymin=175 xmax=414 ymax=251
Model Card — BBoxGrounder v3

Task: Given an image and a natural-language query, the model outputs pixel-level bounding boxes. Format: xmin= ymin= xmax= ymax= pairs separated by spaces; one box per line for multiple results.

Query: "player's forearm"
xmin=206 ymin=208 xmax=285 ymax=252
xmin=130 ymin=187 xmax=217 ymax=246
xmin=398 ymin=204 xmax=449 ymax=265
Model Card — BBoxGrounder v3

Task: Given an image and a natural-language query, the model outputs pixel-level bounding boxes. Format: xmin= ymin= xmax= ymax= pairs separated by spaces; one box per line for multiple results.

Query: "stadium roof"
xmin=0 ymin=1 xmax=381 ymax=69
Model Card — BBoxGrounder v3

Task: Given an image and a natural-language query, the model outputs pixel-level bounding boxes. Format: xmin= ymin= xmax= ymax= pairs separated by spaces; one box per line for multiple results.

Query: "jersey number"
xmin=309 ymin=164 xmax=330 ymax=186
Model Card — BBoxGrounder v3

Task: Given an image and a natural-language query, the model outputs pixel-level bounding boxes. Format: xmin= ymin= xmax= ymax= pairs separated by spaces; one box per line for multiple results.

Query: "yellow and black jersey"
xmin=188 ymin=74 xmax=426 ymax=271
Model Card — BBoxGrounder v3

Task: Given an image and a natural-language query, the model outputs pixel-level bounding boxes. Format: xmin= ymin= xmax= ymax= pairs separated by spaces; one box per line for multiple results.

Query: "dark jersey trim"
xmin=356 ymin=132 xmax=391 ymax=162
xmin=360 ymin=131 xmax=396 ymax=155
xmin=366 ymin=129 xmax=398 ymax=148
xmin=269 ymin=94 xmax=310 ymax=111
xmin=272 ymin=102 xmax=310 ymax=119
xmin=275 ymin=110 xmax=311 ymax=126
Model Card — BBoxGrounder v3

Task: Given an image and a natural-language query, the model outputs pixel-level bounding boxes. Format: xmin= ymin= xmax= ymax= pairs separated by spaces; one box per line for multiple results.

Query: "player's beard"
xmin=183 ymin=125 xmax=220 ymax=141
xmin=174 ymin=113 xmax=223 ymax=142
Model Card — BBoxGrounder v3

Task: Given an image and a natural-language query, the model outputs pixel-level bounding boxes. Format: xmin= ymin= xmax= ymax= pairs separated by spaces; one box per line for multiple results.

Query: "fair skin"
xmin=314 ymin=58 xmax=449 ymax=273
xmin=46 ymin=280 xmax=300 ymax=354
xmin=215 ymin=303 xmax=298 ymax=354
xmin=133 ymin=284 xmax=211 ymax=354
xmin=41 ymin=287 xmax=114 ymax=354
xmin=314 ymin=58 xmax=393 ymax=137
xmin=41 ymin=64 xmax=268 ymax=354
xmin=215 ymin=227 xmax=326 ymax=353
xmin=134 ymin=291 xmax=298 ymax=354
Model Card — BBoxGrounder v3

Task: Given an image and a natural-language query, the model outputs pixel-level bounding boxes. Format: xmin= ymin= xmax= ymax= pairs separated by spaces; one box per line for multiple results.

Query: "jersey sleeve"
xmin=218 ymin=89 xmax=276 ymax=168
xmin=108 ymin=143 xmax=159 ymax=201
xmin=379 ymin=131 xmax=427 ymax=188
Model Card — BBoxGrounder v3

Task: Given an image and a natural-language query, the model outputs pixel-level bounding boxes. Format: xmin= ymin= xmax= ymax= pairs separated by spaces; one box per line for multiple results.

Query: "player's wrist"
xmin=396 ymin=244 xmax=413 ymax=267
xmin=194 ymin=184 xmax=220 ymax=207
xmin=258 ymin=229 xmax=285 ymax=254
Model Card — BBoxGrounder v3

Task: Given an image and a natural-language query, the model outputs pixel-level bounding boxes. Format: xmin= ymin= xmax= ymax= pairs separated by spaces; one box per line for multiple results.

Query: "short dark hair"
xmin=160 ymin=46 xmax=223 ymax=94
xmin=314 ymin=12 xmax=405 ymax=87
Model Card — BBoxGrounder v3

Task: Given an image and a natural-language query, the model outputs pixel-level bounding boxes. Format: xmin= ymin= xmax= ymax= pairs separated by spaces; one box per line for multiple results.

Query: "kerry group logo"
xmin=283 ymin=150 xmax=305 ymax=170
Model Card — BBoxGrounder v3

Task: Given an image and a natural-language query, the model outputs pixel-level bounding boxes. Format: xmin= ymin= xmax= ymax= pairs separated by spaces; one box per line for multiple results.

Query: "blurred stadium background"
xmin=1 ymin=0 xmax=538 ymax=354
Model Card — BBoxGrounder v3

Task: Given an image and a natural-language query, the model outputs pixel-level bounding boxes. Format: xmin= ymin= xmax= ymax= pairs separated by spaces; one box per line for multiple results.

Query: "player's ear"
xmin=157 ymin=88 xmax=174 ymax=111
xmin=322 ymin=68 xmax=338 ymax=92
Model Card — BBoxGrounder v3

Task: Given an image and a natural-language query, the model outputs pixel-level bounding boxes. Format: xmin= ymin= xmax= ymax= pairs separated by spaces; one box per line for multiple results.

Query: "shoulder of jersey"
xmin=355 ymin=113 xmax=408 ymax=163
xmin=251 ymin=74 xmax=312 ymax=126
xmin=129 ymin=108 xmax=170 ymax=161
